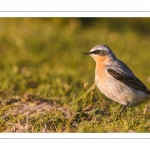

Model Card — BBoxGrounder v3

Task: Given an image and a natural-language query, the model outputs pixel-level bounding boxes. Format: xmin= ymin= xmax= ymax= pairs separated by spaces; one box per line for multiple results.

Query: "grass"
xmin=0 ymin=18 xmax=150 ymax=132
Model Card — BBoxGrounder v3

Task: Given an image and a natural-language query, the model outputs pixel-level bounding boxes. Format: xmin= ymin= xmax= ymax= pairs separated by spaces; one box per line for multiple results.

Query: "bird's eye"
xmin=91 ymin=50 xmax=107 ymax=56
xmin=93 ymin=50 xmax=100 ymax=54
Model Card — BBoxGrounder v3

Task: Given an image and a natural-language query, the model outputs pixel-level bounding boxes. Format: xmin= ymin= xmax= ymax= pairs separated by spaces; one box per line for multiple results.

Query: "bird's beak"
xmin=83 ymin=52 xmax=91 ymax=55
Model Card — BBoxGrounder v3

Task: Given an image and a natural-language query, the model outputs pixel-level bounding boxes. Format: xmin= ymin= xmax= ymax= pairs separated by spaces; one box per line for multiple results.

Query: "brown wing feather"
xmin=107 ymin=68 xmax=150 ymax=94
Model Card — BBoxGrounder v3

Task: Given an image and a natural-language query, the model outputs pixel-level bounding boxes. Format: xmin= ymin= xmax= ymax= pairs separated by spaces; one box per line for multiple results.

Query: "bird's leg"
xmin=120 ymin=103 xmax=129 ymax=117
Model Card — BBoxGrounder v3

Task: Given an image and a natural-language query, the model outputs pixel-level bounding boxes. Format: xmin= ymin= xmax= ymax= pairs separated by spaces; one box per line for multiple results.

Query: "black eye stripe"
xmin=91 ymin=50 xmax=107 ymax=56
xmin=93 ymin=50 xmax=100 ymax=54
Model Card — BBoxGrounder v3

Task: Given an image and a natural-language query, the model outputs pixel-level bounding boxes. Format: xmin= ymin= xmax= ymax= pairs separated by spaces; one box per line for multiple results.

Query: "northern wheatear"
xmin=83 ymin=45 xmax=150 ymax=114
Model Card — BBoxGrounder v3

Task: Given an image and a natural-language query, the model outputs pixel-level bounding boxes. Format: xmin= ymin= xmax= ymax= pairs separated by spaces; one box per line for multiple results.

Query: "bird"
xmin=83 ymin=44 xmax=150 ymax=115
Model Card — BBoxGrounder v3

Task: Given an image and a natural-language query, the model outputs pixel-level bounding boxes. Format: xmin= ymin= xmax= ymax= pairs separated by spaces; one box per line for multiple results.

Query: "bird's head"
xmin=83 ymin=44 xmax=116 ymax=62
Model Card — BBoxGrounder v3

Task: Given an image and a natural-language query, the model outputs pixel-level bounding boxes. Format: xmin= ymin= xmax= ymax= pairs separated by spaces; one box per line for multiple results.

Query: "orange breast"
xmin=95 ymin=57 xmax=110 ymax=84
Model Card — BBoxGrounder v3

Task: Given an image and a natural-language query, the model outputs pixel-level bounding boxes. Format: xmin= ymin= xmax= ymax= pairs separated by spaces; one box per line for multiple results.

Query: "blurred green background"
xmin=0 ymin=18 xmax=150 ymax=132
xmin=0 ymin=18 xmax=150 ymax=94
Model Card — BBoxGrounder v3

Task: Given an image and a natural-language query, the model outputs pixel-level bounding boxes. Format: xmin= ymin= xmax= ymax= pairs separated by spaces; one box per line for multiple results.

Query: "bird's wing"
xmin=107 ymin=68 xmax=150 ymax=94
